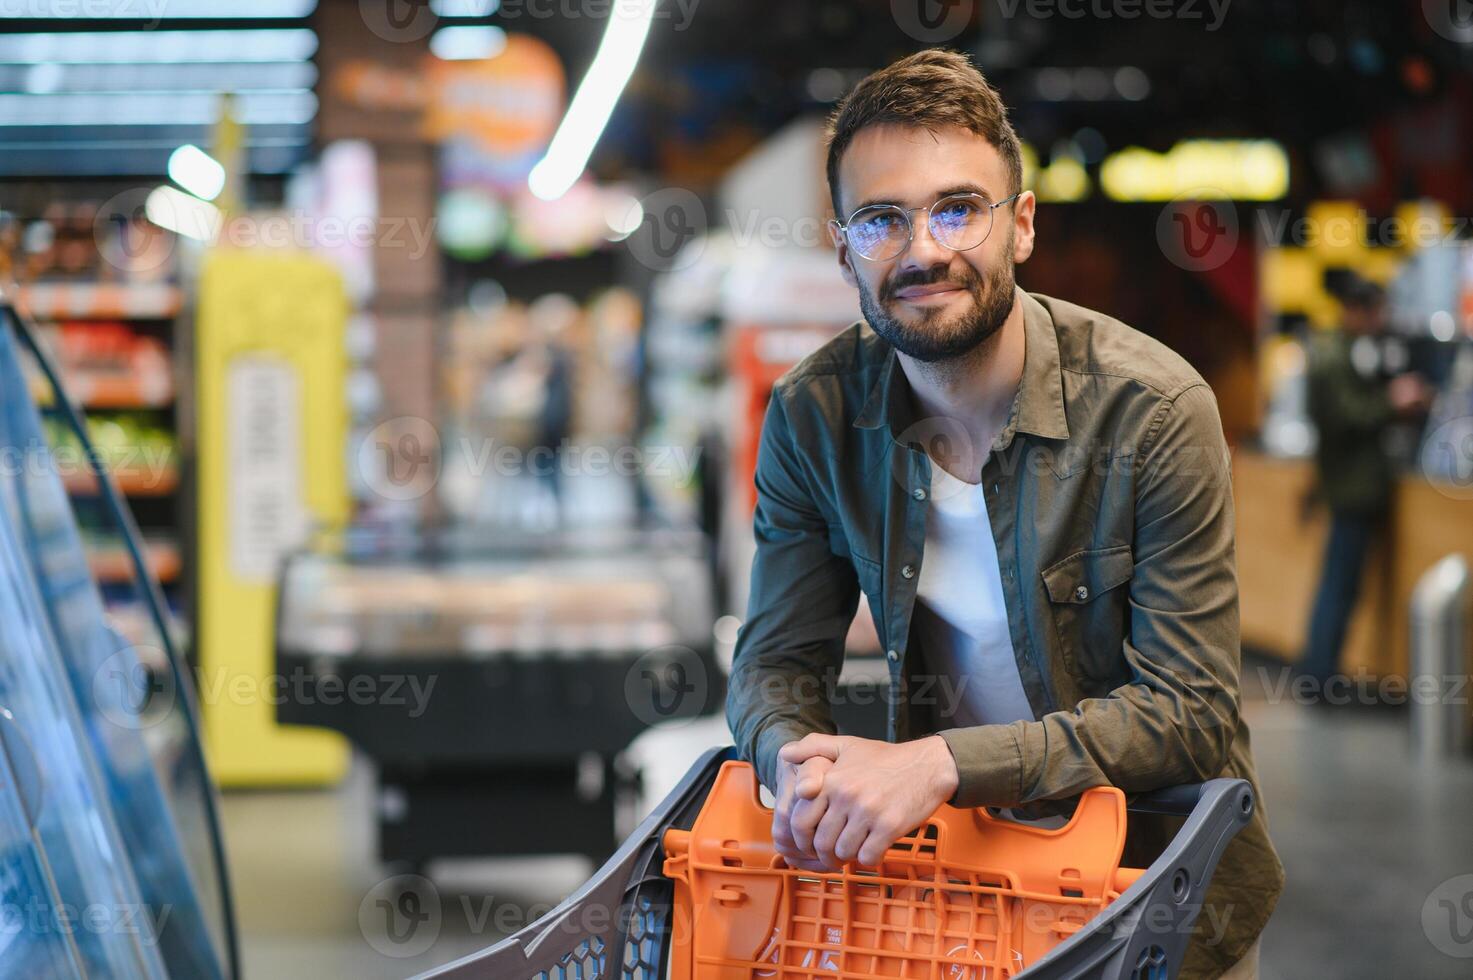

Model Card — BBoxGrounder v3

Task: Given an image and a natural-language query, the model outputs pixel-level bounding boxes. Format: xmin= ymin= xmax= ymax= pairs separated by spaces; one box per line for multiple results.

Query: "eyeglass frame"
xmin=829 ymin=190 xmax=1023 ymax=261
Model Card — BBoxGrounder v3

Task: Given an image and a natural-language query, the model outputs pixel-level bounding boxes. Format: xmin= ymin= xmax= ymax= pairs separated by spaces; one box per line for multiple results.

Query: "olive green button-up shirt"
xmin=726 ymin=290 xmax=1285 ymax=979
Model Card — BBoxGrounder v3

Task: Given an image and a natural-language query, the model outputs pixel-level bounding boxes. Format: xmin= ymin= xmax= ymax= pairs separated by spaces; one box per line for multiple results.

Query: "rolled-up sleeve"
xmin=726 ymin=385 xmax=861 ymax=793
xmin=939 ymin=382 xmax=1241 ymax=807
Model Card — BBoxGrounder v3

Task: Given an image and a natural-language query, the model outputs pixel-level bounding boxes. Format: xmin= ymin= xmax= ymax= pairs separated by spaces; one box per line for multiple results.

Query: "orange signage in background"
xmin=332 ymin=34 xmax=565 ymax=159
xmin=422 ymin=34 xmax=564 ymax=156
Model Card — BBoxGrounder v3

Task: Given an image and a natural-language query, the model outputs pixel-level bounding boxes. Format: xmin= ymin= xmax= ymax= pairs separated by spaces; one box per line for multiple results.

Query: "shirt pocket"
xmin=1040 ymin=544 xmax=1134 ymax=684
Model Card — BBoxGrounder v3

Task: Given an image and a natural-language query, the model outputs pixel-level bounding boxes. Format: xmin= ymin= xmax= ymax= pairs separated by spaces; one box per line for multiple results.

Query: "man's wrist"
xmin=925 ymin=734 xmax=960 ymax=802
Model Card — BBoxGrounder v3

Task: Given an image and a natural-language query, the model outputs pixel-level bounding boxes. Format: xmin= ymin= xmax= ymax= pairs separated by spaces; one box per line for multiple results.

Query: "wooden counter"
xmin=1232 ymin=449 xmax=1473 ymax=677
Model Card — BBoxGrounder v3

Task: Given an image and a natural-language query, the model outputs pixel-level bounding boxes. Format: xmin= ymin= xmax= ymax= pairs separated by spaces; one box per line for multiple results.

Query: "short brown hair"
xmin=825 ymin=49 xmax=1024 ymax=218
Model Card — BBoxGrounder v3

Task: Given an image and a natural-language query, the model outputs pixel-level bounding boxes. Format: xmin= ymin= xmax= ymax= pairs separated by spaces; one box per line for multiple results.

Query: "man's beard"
xmin=858 ymin=255 xmax=1016 ymax=363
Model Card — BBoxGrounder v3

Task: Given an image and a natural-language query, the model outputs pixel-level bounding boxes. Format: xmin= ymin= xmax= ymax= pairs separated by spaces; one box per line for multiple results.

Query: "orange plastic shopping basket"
xmin=420 ymin=747 xmax=1255 ymax=980
xmin=661 ymin=760 xmax=1142 ymax=979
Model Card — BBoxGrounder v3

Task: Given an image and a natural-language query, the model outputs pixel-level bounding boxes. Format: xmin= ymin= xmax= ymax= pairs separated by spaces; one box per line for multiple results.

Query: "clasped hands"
xmin=771 ymin=733 xmax=960 ymax=871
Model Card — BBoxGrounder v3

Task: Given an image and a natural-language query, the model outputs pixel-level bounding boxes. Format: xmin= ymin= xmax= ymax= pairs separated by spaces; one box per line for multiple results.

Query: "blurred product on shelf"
xmin=14 ymin=200 xmax=177 ymax=284
xmin=28 ymin=321 xmax=174 ymax=409
xmin=86 ymin=533 xmax=182 ymax=585
xmin=42 ymin=413 xmax=178 ymax=497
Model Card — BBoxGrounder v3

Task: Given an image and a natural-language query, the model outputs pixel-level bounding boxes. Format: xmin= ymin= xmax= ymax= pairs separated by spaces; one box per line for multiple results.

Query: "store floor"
xmin=221 ymin=659 xmax=1473 ymax=979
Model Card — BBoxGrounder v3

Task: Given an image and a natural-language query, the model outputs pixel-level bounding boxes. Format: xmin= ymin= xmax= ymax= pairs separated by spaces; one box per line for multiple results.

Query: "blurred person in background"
xmin=1299 ymin=275 xmax=1432 ymax=686
xmin=727 ymin=50 xmax=1281 ymax=979
xmin=529 ymin=294 xmax=579 ymax=513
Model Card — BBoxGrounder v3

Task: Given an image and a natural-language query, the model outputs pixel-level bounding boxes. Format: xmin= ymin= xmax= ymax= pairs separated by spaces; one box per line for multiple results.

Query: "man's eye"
xmin=937 ymin=199 xmax=982 ymax=221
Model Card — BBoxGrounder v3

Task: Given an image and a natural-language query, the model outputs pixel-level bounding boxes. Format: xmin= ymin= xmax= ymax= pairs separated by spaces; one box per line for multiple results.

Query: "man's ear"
xmin=1012 ymin=190 xmax=1037 ymax=265
xmin=829 ymin=219 xmax=859 ymax=287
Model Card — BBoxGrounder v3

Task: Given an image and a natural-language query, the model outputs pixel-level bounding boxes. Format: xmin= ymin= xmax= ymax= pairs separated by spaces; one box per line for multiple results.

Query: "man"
xmin=1300 ymin=276 xmax=1430 ymax=684
xmin=726 ymin=50 xmax=1284 ymax=979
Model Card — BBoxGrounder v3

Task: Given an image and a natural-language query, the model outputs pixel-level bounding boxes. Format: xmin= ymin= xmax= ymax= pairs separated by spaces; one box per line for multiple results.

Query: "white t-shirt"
xmin=911 ymin=463 xmax=1035 ymax=729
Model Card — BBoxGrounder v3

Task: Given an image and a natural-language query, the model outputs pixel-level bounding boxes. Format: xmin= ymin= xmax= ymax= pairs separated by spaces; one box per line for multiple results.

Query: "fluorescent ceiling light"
xmin=432 ymin=0 xmax=501 ymax=14
xmin=3 ymin=0 xmax=316 ymax=15
xmin=0 ymin=90 xmax=317 ymax=126
xmin=146 ymin=185 xmax=221 ymax=242
xmin=528 ymin=3 xmax=657 ymax=201
xmin=0 ymin=62 xmax=318 ymax=94
xmin=430 ymin=25 xmax=507 ymax=61
xmin=0 ymin=29 xmax=318 ymax=64
xmin=168 ymin=144 xmax=227 ymax=201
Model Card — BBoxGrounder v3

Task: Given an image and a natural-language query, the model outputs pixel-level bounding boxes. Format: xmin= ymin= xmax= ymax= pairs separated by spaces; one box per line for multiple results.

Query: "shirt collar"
xmin=853 ymin=290 xmax=1070 ymax=447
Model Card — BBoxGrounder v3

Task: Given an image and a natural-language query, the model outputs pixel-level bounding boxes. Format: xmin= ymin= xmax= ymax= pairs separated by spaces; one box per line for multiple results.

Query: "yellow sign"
xmin=1100 ymin=140 xmax=1289 ymax=202
xmin=196 ymin=250 xmax=349 ymax=786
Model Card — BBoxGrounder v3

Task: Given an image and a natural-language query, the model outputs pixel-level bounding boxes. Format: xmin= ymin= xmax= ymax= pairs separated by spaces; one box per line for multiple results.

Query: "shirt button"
xmin=1075 ymin=585 xmax=1090 ymax=601
xmin=901 ymin=564 xmax=916 ymax=579
xmin=887 ymin=649 xmax=900 ymax=663
xmin=912 ymin=487 xmax=927 ymax=501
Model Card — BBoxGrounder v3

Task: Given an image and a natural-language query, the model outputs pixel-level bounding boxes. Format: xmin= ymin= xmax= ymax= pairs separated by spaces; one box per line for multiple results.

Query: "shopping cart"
xmin=417 ymin=746 xmax=1254 ymax=980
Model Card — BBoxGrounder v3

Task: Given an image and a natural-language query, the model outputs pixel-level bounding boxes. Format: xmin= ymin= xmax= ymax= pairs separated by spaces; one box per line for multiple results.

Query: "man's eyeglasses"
xmin=829 ymin=191 xmax=1021 ymax=262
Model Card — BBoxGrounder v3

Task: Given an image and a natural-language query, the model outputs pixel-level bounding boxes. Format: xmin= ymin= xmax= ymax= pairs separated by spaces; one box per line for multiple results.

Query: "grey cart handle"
xmin=1019 ymin=777 xmax=1255 ymax=979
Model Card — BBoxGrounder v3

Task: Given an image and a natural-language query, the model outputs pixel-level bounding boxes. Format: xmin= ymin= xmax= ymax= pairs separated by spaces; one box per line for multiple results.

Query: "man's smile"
xmin=893 ymin=281 xmax=968 ymax=303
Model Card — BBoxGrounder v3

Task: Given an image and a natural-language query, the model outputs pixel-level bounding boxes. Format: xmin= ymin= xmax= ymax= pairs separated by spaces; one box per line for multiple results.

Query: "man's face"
xmin=833 ymin=124 xmax=1036 ymax=362
xmin=1344 ymin=299 xmax=1387 ymax=336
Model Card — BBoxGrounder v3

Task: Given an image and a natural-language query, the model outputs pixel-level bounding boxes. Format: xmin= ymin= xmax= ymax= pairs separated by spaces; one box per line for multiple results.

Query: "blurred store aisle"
xmin=1240 ymin=658 xmax=1473 ymax=980
xmin=221 ymin=662 xmax=1473 ymax=980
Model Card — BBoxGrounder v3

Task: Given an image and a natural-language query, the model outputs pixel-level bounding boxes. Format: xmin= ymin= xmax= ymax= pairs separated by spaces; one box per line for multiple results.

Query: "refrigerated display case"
xmin=274 ymin=526 xmax=722 ymax=868
xmin=0 ymin=289 xmax=237 ymax=979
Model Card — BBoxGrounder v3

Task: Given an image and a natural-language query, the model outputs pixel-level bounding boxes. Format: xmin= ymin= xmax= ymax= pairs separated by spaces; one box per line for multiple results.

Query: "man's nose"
xmin=899 ymin=212 xmax=952 ymax=270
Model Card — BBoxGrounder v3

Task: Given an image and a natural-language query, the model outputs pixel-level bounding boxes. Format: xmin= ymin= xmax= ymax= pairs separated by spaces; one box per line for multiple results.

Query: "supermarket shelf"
xmin=90 ymin=540 xmax=182 ymax=585
xmin=32 ymin=379 xmax=174 ymax=411
xmin=65 ymin=467 xmax=180 ymax=497
xmin=16 ymin=281 xmax=184 ymax=321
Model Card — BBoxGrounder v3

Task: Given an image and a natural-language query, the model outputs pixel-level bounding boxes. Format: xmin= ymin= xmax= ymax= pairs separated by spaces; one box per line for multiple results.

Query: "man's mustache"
xmin=881 ymin=266 xmax=982 ymax=303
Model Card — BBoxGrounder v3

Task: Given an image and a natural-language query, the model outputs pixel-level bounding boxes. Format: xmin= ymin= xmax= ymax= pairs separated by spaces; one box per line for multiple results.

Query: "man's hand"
xmin=1389 ymin=372 xmax=1433 ymax=417
xmin=776 ymin=733 xmax=959 ymax=870
xmin=771 ymin=753 xmax=835 ymax=871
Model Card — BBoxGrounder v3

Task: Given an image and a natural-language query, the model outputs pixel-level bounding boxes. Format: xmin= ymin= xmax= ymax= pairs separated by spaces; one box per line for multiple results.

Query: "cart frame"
xmin=416 ymin=746 xmax=1254 ymax=980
